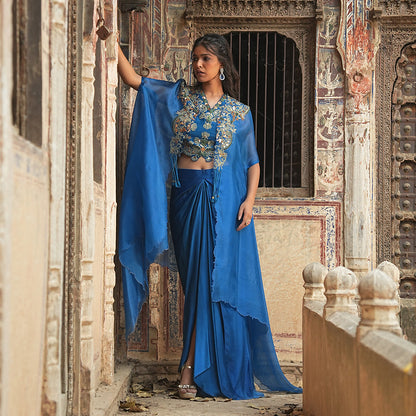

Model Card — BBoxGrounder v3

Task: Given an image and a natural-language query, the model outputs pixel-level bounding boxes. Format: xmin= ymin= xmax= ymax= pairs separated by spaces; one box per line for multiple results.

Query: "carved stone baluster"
xmin=303 ymin=262 xmax=327 ymax=302
xmin=357 ymin=269 xmax=402 ymax=340
xmin=324 ymin=266 xmax=358 ymax=319
xmin=377 ymin=261 xmax=401 ymax=316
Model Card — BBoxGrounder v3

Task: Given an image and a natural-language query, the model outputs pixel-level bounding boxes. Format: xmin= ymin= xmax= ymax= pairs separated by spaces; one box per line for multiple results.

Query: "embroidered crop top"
xmin=172 ymin=86 xmax=226 ymax=163
xmin=181 ymin=126 xmax=216 ymax=162
xmin=170 ymin=81 xmax=250 ymax=199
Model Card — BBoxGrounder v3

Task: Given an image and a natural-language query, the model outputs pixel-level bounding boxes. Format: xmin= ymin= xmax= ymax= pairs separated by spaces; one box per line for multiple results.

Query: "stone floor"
xmin=116 ymin=374 xmax=303 ymax=416
xmin=117 ymin=391 xmax=303 ymax=416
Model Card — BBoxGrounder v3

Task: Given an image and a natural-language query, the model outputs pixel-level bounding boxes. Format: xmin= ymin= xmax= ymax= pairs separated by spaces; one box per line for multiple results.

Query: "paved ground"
xmin=117 ymin=379 xmax=303 ymax=416
xmin=117 ymin=392 xmax=303 ymax=416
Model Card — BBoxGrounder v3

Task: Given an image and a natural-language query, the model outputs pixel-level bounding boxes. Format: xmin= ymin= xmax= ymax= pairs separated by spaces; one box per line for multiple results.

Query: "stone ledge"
xmin=326 ymin=310 xmax=359 ymax=336
xmin=304 ymin=299 xmax=325 ymax=316
xmin=92 ymin=364 xmax=134 ymax=416
xmin=132 ymin=361 xmax=180 ymax=383
xmin=360 ymin=329 xmax=416 ymax=370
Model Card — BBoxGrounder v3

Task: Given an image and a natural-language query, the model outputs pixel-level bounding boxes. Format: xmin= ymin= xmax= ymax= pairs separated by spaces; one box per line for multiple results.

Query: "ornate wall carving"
xmin=390 ymin=42 xmax=416 ymax=298
xmin=315 ymin=0 xmax=345 ymax=198
xmin=64 ymin=0 xmax=81 ymax=413
xmin=375 ymin=5 xmax=416 ymax=283
xmin=374 ymin=0 xmax=416 ymax=20
xmin=185 ymin=0 xmax=316 ymax=19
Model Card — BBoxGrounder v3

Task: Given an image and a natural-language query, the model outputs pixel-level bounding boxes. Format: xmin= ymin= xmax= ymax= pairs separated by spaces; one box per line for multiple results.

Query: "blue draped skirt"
xmin=169 ymin=168 xmax=301 ymax=399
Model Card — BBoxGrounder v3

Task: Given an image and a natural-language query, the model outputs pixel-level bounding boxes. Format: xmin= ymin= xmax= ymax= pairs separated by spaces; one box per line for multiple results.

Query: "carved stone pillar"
xmin=80 ymin=37 xmax=96 ymax=416
xmin=102 ymin=0 xmax=118 ymax=386
xmin=303 ymin=262 xmax=327 ymax=302
xmin=42 ymin=0 xmax=68 ymax=414
xmin=337 ymin=0 xmax=379 ymax=276
xmin=324 ymin=266 xmax=358 ymax=318
xmin=357 ymin=268 xmax=402 ymax=340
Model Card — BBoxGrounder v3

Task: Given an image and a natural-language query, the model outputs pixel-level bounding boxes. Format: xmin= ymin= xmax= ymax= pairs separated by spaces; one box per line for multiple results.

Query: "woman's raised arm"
xmin=117 ymin=44 xmax=142 ymax=90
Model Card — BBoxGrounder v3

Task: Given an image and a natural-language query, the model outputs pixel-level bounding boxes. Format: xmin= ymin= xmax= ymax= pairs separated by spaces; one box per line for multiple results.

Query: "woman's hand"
xmin=236 ymin=163 xmax=260 ymax=231
xmin=237 ymin=198 xmax=254 ymax=231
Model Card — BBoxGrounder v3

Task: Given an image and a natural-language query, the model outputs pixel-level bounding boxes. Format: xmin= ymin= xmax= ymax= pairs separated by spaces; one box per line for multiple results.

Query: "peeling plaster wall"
xmin=3 ymin=1 xmax=51 ymax=413
xmin=0 ymin=1 xmax=13 ymax=414
xmin=8 ymin=140 xmax=50 ymax=416
xmin=0 ymin=1 xmax=118 ymax=415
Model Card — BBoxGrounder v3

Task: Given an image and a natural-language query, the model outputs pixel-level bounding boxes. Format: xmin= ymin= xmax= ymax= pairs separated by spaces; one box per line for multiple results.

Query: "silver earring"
xmin=219 ymin=68 xmax=225 ymax=81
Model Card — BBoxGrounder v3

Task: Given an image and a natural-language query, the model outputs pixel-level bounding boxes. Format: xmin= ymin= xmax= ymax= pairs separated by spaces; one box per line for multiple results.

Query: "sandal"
xmin=178 ymin=365 xmax=197 ymax=399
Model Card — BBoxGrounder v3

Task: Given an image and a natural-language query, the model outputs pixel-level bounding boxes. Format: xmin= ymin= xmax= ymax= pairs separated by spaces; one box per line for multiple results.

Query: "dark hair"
xmin=192 ymin=34 xmax=240 ymax=99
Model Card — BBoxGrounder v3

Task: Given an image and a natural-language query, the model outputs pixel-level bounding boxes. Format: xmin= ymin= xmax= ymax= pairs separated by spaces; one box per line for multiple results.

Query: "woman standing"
xmin=117 ymin=33 xmax=301 ymax=400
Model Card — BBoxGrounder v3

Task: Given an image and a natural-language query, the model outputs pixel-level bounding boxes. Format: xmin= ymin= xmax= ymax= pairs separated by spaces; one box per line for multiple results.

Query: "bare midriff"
xmin=177 ymin=154 xmax=214 ymax=170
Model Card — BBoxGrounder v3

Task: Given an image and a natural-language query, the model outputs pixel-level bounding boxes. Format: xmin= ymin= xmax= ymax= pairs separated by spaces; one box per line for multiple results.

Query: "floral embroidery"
xmin=170 ymin=82 xmax=249 ymax=170
xmin=182 ymin=134 xmax=215 ymax=162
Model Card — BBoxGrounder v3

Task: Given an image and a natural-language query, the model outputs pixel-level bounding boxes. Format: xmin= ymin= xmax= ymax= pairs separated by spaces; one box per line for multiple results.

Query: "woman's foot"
xmin=178 ymin=365 xmax=197 ymax=399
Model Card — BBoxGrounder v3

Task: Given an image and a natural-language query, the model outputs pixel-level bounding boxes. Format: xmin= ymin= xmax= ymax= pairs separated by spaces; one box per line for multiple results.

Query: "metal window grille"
xmin=225 ymin=32 xmax=302 ymax=188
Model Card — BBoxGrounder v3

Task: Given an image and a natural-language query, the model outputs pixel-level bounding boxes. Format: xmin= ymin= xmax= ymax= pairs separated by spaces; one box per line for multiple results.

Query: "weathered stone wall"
xmin=75 ymin=2 xmax=118 ymax=414
xmin=2 ymin=1 xmax=51 ymax=413
xmin=0 ymin=1 xmax=118 ymax=415
xmin=6 ymin=143 xmax=50 ymax=416
xmin=0 ymin=2 xmax=13 ymax=414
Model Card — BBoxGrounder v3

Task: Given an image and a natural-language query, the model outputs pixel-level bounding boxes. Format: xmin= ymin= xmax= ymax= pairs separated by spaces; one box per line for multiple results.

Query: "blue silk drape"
xmin=119 ymin=77 xmax=301 ymax=398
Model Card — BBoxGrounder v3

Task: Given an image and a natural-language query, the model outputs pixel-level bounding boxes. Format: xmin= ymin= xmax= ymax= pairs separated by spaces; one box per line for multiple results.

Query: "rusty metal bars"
xmin=280 ymin=37 xmax=287 ymax=187
xmin=226 ymin=31 xmax=302 ymax=189
xmin=290 ymin=39 xmax=295 ymax=187
xmin=272 ymin=32 xmax=277 ymax=188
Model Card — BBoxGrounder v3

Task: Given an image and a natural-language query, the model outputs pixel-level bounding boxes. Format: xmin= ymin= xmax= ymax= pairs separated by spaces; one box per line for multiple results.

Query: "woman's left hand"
xmin=237 ymin=198 xmax=254 ymax=231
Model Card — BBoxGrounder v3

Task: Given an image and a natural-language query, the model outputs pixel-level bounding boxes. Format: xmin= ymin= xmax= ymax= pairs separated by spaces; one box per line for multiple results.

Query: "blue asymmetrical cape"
xmin=119 ymin=77 xmax=301 ymax=398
